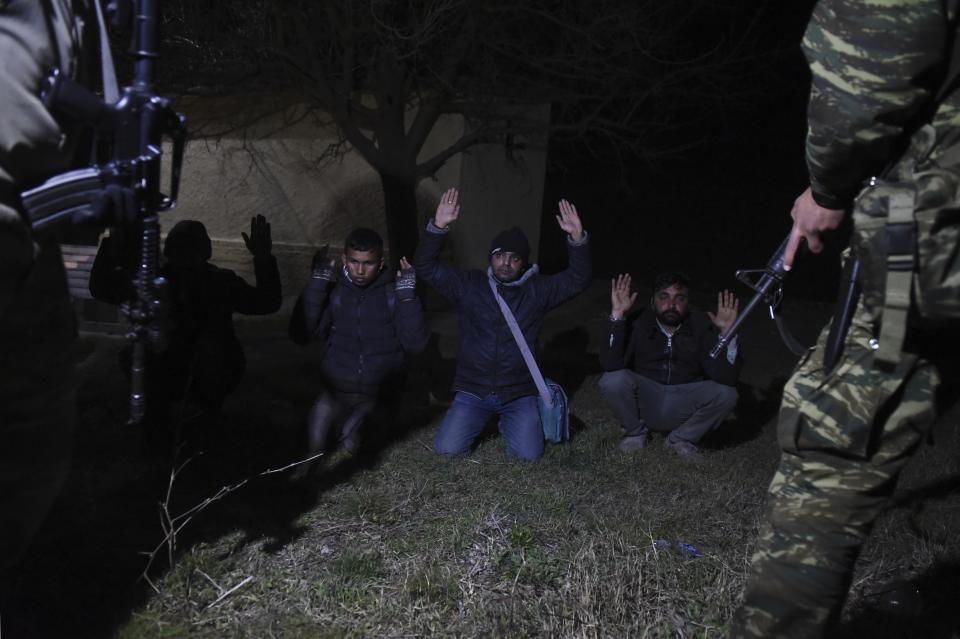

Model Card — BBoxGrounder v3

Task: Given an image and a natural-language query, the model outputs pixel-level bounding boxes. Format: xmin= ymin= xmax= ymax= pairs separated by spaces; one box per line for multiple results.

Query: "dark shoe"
xmin=665 ymin=438 xmax=705 ymax=463
xmin=289 ymin=452 xmax=326 ymax=483
xmin=288 ymin=463 xmax=313 ymax=483
xmin=618 ymin=434 xmax=647 ymax=453
xmin=342 ymin=437 xmax=362 ymax=457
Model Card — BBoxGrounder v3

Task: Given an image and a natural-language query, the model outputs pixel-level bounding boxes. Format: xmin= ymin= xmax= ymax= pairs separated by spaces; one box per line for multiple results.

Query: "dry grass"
xmin=4 ymin=309 xmax=959 ymax=638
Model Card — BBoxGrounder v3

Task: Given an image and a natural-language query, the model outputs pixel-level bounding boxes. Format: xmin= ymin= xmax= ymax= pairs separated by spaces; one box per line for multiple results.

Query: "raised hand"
xmin=310 ymin=244 xmax=337 ymax=281
xmin=610 ymin=273 xmax=637 ymax=319
xmin=707 ymin=289 xmax=740 ymax=333
xmin=434 ymin=188 xmax=461 ymax=229
xmin=242 ymin=214 xmax=273 ymax=259
xmin=556 ymin=199 xmax=583 ymax=242
xmin=395 ymin=256 xmax=416 ymax=291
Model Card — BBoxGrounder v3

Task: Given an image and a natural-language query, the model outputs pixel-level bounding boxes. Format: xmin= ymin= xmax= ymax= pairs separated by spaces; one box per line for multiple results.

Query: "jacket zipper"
xmin=357 ymin=294 xmax=364 ymax=388
xmin=665 ymin=333 xmax=673 ymax=384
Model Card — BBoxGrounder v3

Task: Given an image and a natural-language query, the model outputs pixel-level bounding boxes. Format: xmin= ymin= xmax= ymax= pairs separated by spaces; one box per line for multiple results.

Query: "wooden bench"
xmin=61 ymin=242 xmax=124 ymax=332
xmin=61 ymin=243 xmax=97 ymax=300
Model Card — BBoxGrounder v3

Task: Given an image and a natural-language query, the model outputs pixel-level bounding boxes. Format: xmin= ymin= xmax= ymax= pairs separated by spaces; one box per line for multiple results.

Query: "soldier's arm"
xmin=803 ymin=0 xmax=948 ymax=209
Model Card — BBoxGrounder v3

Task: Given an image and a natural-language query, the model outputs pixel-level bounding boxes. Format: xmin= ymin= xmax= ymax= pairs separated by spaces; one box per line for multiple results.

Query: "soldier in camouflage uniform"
xmin=0 ymin=0 xmax=92 ymax=575
xmin=731 ymin=1 xmax=960 ymax=637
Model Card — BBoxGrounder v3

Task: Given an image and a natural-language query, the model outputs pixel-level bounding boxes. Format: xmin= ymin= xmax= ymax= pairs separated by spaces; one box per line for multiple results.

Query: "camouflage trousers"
xmin=729 ymin=303 xmax=939 ymax=638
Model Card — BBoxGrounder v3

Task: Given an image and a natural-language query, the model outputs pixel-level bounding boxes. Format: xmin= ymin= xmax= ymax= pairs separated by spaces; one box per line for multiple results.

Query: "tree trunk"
xmin=379 ymin=172 xmax=421 ymax=269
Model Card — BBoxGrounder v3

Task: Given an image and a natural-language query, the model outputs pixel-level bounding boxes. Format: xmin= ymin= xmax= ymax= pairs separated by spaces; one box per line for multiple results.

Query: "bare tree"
xmin=159 ymin=0 xmax=769 ymax=262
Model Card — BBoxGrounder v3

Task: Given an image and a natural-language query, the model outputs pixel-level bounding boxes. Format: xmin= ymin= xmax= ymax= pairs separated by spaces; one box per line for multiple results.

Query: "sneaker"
xmin=618 ymin=434 xmax=647 ymax=453
xmin=665 ymin=438 xmax=705 ymax=463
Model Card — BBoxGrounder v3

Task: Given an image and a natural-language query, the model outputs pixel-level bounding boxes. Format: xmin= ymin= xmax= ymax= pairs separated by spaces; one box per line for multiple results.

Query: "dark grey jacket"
xmin=291 ymin=267 xmax=429 ymax=396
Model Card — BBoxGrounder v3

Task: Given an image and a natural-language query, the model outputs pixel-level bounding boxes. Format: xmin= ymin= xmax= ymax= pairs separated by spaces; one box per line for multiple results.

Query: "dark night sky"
xmin=539 ymin=1 xmax=839 ymax=302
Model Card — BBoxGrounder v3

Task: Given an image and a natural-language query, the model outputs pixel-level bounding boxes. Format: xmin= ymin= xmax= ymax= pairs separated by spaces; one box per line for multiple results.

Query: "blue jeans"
xmin=434 ymin=392 xmax=543 ymax=460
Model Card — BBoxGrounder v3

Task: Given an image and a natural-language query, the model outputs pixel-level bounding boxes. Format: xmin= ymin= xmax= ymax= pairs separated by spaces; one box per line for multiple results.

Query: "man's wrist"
xmin=609 ymin=313 xmax=625 ymax=322
xmin=427 ymin=219 xmax=450 ymax=234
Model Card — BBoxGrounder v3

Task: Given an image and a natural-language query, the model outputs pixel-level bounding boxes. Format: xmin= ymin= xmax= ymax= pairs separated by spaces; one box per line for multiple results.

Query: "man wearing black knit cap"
xmin=414 ymin=188 xmax=591 ymax=460
xmin=488 ymin=226 xmax=531 ymax=283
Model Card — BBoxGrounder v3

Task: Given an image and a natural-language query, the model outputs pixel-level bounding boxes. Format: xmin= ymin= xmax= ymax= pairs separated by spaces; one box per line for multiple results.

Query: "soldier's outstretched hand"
xmin=556 ymin=199 xmax=583 ymax=242
xmin=610 ymin=273 xmax=637 ymax=320
xmin=242 ymin=214 xmax=273 ymax=259
xmin=707 ymin=289 xmax=739 ymax=333
xmin=434 ymin=188 xmax=460 ymax=229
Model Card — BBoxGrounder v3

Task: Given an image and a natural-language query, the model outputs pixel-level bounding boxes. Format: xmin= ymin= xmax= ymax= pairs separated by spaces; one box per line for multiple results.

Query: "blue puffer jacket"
xmin=291 ymin=266 xmax=429 ymax=396
xmin=414 ymin=222 xmax=591 ymax=402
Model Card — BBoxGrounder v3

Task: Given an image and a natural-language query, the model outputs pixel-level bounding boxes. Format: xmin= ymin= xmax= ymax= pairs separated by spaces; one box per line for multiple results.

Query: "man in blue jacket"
xmin=291 ymin=227 xmax=429 ymax=477
xmin=414 ymin=188 xmax=591 ymax=461
xmin=598 ymin=271 xmax=741 ymax=461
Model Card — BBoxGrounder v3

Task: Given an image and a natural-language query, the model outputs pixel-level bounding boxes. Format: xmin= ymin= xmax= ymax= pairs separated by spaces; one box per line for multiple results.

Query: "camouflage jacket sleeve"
xmin=802 ymin=0 xmax=953 ymax=209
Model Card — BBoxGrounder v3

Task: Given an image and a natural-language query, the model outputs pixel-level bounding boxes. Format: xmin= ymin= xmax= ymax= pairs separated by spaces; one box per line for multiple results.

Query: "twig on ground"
xmin=206 ymin=576 xmax=254 ymax=609
xmin=139 ymin=452 xmax=323 ymax=586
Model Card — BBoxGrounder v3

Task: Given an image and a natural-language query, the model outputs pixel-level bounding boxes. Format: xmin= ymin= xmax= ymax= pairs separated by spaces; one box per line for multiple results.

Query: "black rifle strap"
xmin=91 ymin=0 xmax=118 ymax=102
xmin=773 ymin=312 xmax=812 ymax=357
xmin=822 ymin=254 xmax=861 ymax=373
xmin=933 ymin=12 xmax=960 ymax=167
xmin=936 ymin=7 xmax=960 ymax=104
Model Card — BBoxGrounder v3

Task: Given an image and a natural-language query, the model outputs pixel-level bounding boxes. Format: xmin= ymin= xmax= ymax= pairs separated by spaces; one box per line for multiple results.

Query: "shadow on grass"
xmin=832 ymin=561 xmax=960 ymax=639
xmin=192 ymin=377 xmax=448 ymax=558
xmin=700 ymin=375 xmax=788 ymax=450
xmin=0 ymin=338 xmax=450 ymax=639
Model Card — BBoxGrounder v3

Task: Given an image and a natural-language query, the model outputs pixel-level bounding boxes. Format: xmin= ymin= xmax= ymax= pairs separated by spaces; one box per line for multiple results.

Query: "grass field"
xmin=4 ymin=287 xmax=959 ymax=638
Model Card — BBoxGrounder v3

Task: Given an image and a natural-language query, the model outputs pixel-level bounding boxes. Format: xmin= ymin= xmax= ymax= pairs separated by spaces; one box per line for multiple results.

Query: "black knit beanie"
xmin=489 ymin=226 xmax=530 ymax=263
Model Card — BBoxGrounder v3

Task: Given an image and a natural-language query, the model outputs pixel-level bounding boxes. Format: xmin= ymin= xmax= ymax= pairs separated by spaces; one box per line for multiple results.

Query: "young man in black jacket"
xmin=414 ymin=187 xmax=591 ymax=461
xmin=599 ymin=272 xmax=740 ymax=460
xmin=291 ymin=228 xmax=429 ymax=477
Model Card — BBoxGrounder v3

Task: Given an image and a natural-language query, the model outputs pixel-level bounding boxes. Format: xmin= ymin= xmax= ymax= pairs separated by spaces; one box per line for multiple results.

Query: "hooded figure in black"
xmin=89 ymin=216 xmax=282 ymax=427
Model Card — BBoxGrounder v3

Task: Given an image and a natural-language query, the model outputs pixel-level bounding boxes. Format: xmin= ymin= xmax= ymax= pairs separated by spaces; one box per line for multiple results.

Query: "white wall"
xmin=161 ymin=95 xmax=548 ymax=297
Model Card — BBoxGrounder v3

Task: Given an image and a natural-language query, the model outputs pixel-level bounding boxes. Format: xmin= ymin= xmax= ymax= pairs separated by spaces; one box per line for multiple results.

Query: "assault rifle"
xmin=709 ymin=234 xmax=811 ymax=359
xmin=21 ymin=0 xmax=187 ymax=424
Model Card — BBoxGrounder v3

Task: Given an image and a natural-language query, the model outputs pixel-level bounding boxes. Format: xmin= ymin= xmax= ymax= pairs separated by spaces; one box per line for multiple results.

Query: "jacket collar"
xmin=339 ymin=265 xmax=393 ymax=291
xmin=487 ymin=263 xmax=540 ymax=287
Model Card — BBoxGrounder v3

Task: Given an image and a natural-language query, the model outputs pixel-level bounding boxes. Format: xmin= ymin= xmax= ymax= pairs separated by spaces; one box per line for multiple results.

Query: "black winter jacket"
xmin=291 ymin=266 xmax=429 ymax=396
xmin=600 ymin=307 xmax=740 ymax=386
xmin=414 ymin=223 xmax=591 ymax=402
